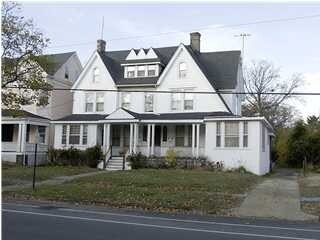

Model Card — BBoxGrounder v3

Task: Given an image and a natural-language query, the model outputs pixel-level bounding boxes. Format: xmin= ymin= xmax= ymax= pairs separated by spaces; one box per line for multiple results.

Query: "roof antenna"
xmin=100 ymin=16 xmax=104 ymax=39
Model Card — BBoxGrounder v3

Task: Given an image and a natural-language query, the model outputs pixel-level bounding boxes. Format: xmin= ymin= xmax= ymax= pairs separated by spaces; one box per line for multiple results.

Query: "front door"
xmin=154 ymin=125 xmax=161 ymax=156
xmin=111 ymin=125 xmax=121 ymax=156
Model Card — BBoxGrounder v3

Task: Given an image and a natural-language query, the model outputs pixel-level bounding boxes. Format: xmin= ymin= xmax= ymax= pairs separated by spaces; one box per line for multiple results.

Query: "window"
xmin=96 ymin=93 xmax=104 ymax=112
xmin=179 ymin=62 xmax=187 ymax=78
xmin=184 ymin=93 xmax=194 ymax=110
xmin=175 ymin=125 xmax=185 ymax=147
xmin=225 ymin=122 xmax=239 ymax=147
xmin=121 ymin=92 xmax=131 ymax=109
xmin=2 ymin=124 xmax=14 ymax=142
xmin=216 ymin=122 xmax=221 ymax=147
xmin=262 ymin=126 xmax=266 ymax=152
xmin=93 ymin=68 xmax=100 ymax=82
xmin=26 ymin=124 xmax=30 ymax=143
xmin=112 ymin=126 xmax=121 ymax=146
xmin=143 ymin=125 xmax=148 ymax=142
xmin=65 ymin=67 xmax=69 ymax=79
xmin=187 ymin=125 xmax=192 ymax=147
xmin=243 ymin=121 xmax=248 ymax=147
xmin=85 ymin=93 xmax=94 ymax=112
xmin=127 ymin=66 xmax=135 ymax=78
xmin=137 ymin=65 xmax=145 ymax=77
xmin=62 ymin=125 xmax=67 ymax=144
xmin=171 ymin=93 xmax=182 ymax=111
xmin=147 ymin=65 xmax=156 ymax=76
xmin=38 ymin=126 xmax=46 ymax=144
xmin=82 ymin=125 xmax=88 ymax=145
xmin=144 ymin=93 xmax=154 ymax=112
xmin=69 ymin=125 xmax=80 ymax=145
xmin=162 ymin=126 xmax=167 ymax=142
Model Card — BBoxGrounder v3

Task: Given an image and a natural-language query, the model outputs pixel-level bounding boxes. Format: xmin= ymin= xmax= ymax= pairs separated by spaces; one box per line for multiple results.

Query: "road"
xmin=2 ymin=200 xmax=320 ymax=240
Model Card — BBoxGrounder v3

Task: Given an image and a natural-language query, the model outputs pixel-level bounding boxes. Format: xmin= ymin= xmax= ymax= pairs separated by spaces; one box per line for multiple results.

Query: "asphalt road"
xmin=2 ymin=200 xmax=320 ymax=240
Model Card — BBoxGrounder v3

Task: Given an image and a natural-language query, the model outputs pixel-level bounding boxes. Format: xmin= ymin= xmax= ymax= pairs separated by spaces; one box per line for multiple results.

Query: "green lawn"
xmin=4 ymin=169 xmax=261 ymax=215
xmin=2 ymin=163 xmax=99 ymax=186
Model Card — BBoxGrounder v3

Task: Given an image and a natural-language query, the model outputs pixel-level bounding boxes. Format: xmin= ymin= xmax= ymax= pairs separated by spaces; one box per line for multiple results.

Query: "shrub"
xmin=165 ymin=149 xmax=177 ymax=168
xmin=85 ymin=145 xmax=104 ymax=168
xmin=127 ymin=152 xmax=147 ymax=169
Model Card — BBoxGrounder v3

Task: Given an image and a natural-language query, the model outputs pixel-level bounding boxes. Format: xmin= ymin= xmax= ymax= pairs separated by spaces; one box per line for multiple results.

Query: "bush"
xmin=165 ymin=149 xmax=177 ymax=168
xmin=127 ymin=152 xmax=147 ymax=169
xmin=48 ymin=145 xmax=103 ymax=168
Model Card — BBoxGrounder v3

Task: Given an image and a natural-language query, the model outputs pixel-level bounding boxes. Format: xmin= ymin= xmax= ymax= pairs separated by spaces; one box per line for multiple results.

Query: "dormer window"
xmin=127 ymin=66 xmax=135 ymax=78
xmin=93 ymin=67 xmax=100 ymax=82
xmin=148 ymin=65 xmax=156 ymax=77
xmin=137 ymin=66 xmax=145 ymax=77
xmin=179 ymin=62 xmax=187 ymax=78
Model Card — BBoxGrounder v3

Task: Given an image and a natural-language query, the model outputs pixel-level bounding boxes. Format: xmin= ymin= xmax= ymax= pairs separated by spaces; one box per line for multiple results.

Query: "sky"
xmin=19 ymin=1 xmax=320 ymax=119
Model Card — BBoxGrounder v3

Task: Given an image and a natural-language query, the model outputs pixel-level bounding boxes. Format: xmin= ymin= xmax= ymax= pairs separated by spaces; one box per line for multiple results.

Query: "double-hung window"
xmin=38 ymin=126 xmax=46 ymax=144
xmin=175 ymin=125 xmax=185 ymax=147
xmin=147 ymin=65 xmax=156 ymax=76
xmin=225 ymin=122 xmax=239 ymax=147
xmin=96 ymin=93 xmax=104 ymax=112
xmin=93 ymin=68 xmax=100 ymax=82
xmin=85 ymin=93 xmax=94 ymax=112
xmin=243 ymin=121 xmax=248 ymax=147
xmin=144 ymin=93 xmax=154 ymax=112
xmin=137 ymin=65 xmax=145 ymax=77
xmin=69 ymin=125 xmax=80 ymax=145
xmin=184 ymin=93 xmax=194 ymax=110
xmin=82 ymin=125 xmax=88 ymax=145
xmin=216 ymin=122 xmax=221 ymax=147
xmin=62 ymin=125 xmax=67 ymax=144
xmin=121 ymin=92 xmax=131 ymax=109
xmin=171 ymin=92 xmax=182 ymax=111
xmin=127 ymin=66 xmax=135 ymax=78
xmin=179 ymin=62 xmax=187 ymax=78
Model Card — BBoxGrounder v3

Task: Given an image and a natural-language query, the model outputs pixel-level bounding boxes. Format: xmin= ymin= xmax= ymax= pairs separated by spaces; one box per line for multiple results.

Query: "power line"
xmin=4 ymin=86 xmax=320 ymax=96
xmin=47 ymin=13 xmax=320 ymax=49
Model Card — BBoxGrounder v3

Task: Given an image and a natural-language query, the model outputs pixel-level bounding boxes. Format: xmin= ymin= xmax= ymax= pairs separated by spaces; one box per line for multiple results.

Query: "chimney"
xmin=97 ymin=39 xmax=106 ymax=53
xmin=190 ymin=32 xmax=201 ymax=52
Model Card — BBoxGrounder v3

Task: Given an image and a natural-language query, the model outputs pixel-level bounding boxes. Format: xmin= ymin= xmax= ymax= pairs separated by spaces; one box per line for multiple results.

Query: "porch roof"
xmin=2 ymin=109 xmax=50 ymax=120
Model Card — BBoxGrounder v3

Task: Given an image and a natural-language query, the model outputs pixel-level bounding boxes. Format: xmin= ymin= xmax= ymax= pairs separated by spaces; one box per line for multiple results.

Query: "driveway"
xmin=234 ymin=169 xmax=318 ymax=221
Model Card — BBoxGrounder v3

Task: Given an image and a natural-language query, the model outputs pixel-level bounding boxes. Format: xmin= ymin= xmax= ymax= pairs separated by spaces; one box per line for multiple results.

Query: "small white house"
xmin=53 ymin=33 xmax=273 ymax=175
xmin=1 ymin=52 xmax=82 ymax=165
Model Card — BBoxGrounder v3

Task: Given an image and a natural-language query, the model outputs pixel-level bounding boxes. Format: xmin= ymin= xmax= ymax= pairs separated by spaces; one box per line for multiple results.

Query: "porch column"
xmin=192 ymin=124 xmax=195 ymax=157
xmin=147 ymin=124 xmax=151 ymax=157
xmin=20 ymin=123 xmax=27 ymax=153
xmin=129 ymin=123 xmax=134 ymax=154
xmin=133 ymin=123 xmax=138 ymax=154
xmin=151 ymin=124 xmax=155 ymax=156
xmin=17 ymin=124 xmax=22 ymax=152
xmin=103 ymin=123 xmax=110 ymax=153
xmin=196 ymin=124 xmax=200 ymax=158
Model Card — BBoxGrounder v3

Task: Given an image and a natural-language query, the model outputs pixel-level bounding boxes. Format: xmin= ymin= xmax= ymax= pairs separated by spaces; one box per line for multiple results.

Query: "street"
xmin=2 ymin=201 xmax=320 ymax=240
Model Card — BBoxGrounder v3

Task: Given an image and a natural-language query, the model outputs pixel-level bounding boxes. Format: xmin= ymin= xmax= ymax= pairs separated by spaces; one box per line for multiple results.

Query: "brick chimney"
xmin=97 ymin=39 xmax=106 ymax=53
xmin=190 ymin=32 xmax=201 ymax=52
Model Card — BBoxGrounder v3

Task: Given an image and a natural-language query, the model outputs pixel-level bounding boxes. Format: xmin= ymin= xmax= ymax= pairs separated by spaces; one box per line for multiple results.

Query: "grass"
xmin=298 ymin=173 xmax=320 ymax=217
xmin=2 ymin=163 xmax=99 ymax=186
xmin=4 ymin=169 xmax=261 ymax=215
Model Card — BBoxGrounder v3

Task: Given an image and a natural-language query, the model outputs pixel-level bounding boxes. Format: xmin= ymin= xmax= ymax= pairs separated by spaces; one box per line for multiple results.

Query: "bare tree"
xmin=243 ymin=60 xmax=303 ymax=128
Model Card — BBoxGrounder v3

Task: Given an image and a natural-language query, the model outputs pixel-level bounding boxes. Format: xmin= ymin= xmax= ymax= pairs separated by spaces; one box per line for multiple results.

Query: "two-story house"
xmin=2 ymin=52 xmax=82 ymax=165
xmin=53 ymin=33 xmax=273 ymax=175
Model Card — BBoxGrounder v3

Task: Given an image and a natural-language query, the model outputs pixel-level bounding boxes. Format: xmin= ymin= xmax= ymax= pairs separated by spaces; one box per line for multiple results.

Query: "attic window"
xmin=179 ymin=62 xmax=187 ymax=78
xmin=137 ymin=66 xmax=145 ymax=77
xmin=127 ymin=66 xmax=135 ymax=78
xmin=93 ymin=67 xmax=100 ymax=82
xmin=65 ymin=67 xmax=69 ymax=79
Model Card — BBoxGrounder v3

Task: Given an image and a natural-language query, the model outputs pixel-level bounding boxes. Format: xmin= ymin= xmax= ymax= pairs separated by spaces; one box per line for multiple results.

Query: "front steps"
xmin=106 ymin=156 xmax=130 ymax=171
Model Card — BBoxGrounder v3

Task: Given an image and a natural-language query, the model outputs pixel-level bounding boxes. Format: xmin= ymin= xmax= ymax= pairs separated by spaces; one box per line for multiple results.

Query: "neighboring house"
xmin=1 ymin=52 xmax=83 ymax=165
xmin=52 ymin=33 xmax=273 ymax=175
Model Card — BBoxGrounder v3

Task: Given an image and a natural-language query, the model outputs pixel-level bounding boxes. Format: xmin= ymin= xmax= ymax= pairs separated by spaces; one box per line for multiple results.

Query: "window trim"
xmin=38 ymin=126 xmax=46 ymax=144
xmin=179 ymin=62 xmax=187 ymax=79
xmin=85 ymin=92 xmax=94 ymax=112
xmin=243 ymin=121 xmax=248 ymax=148
xmin=224 ymin=122 xmax=240 ymax=148
xmin=95 ymin=93 xmax=104 ymax=112
xmin=216 ymin=122 xmax=221 ymax=147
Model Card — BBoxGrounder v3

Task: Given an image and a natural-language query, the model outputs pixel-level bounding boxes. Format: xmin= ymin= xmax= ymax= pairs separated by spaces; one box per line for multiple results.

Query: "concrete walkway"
xmin=2 ymin=170 xmax=106 ymax=192
xmin=234 ymin=169 xmax=318 ymax=221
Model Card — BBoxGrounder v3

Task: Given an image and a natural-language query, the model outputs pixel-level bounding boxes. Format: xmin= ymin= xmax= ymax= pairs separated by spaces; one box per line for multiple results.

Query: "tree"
xmin=242 ymin=60 xmax=303 ymax=129
xmin=1 ymin=2 xmax=52 ymax=109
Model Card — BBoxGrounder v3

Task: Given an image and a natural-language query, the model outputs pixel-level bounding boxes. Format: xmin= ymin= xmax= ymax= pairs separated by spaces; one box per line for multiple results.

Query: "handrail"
xmin=104 ymin=145 xmax=112 ymax=169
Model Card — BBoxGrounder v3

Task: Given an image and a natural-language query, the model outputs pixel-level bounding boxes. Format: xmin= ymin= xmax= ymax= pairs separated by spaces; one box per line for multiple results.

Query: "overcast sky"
xmin=20 ymin=2 xmax=320 ymax=118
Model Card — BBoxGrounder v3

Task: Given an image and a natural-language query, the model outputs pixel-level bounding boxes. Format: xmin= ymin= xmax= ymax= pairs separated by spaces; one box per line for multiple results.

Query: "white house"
xmin=53 ymin=33 xmax=273 ymax=175
xmin=1 ymin=52 xmax=82 ymax=165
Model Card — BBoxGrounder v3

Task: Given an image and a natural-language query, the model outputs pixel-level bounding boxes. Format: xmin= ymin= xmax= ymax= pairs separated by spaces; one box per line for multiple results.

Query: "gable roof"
xmin=98 ymin=45 xmax=240 ymax=89
xmin=2 ymin=109 xmax=50 ymax=120
xmin=38 ymin=52 xmax=76 ymax=75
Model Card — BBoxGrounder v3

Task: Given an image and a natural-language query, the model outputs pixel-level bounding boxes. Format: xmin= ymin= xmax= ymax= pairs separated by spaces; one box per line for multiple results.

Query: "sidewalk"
xmin=2 ymin=170 xmax=106 ymax=191
xmin=234 ymin=169 xmax=318 ymax=221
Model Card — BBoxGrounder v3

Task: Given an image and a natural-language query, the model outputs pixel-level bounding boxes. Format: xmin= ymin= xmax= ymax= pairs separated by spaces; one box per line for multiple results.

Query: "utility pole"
xmin=234 ymin=33 xmax=251 ymax=59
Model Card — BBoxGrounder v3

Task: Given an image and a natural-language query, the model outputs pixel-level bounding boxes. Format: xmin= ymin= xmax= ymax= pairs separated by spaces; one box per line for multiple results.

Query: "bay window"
xmin=225 ymin=122 xmax=239 ymax=147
